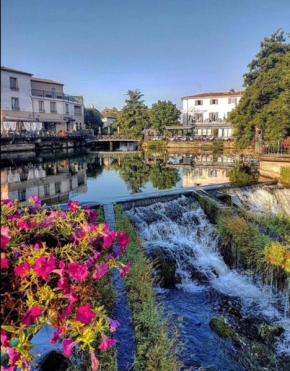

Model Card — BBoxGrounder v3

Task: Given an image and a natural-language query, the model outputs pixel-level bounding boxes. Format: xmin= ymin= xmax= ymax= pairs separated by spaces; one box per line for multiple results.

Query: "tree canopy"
xmin=101 ymin=107 xmax=119 ymax=118
xmin=115 ymin=90 xmax=150 ymax=137
xmin=229 ymin=29 xmax=290 ymax=148
xmin=84 ymin=107 xmax=103 ymax=134
xmin=149 ymin=100 xmax=181 ymax=132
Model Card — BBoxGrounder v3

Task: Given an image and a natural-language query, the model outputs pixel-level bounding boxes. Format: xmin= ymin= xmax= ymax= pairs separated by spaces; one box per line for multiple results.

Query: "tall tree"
xmin=84 ymin=107 xmax=103 ymax=134
xmin=101 ymin=107 xmax=119 ymax=118
xmin=229 ymin=30 xmax=290 ymax=148
xmin=149 ymin=100 xmax=181 ymax=132
xmin=115 ymin=90 xmax=150 ymax=137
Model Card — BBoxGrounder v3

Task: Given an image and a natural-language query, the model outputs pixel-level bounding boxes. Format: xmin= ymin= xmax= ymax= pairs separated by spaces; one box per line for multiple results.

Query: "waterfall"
xmin=125 ymin=196 xmax=290 ymax=355
xmin=224 ymin=184 xmax=290 ymax=216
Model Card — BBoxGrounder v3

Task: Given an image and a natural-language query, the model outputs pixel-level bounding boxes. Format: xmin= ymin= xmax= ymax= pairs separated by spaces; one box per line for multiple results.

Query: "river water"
xmin=1 ymin=149 xmax=290 ymax=370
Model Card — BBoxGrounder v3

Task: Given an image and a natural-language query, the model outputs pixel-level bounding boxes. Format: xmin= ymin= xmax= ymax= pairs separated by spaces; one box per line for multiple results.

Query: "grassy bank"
xmin=114 ymin=205 xmax=181 ymax=371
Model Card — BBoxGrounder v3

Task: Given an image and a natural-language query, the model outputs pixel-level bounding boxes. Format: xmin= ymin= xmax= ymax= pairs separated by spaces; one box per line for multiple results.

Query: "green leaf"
xmin=1 ymin=326 xmax=15 ymax=333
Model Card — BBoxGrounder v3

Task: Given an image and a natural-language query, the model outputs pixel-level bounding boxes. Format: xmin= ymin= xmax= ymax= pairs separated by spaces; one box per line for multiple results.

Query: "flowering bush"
xmin=0 ymin=197 xmax=131 ymax=371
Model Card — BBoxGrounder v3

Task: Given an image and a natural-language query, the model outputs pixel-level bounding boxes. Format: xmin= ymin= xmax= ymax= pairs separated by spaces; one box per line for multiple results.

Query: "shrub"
xmin=1 ymin=197 xmax=131 ymax=371
xmin=280 ymin=166 xmax=290 ymax=186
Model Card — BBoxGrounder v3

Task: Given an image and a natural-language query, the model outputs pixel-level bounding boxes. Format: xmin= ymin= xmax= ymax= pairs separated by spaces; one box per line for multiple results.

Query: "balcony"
xmin=31 ymin=89 xmax=83 ymax=104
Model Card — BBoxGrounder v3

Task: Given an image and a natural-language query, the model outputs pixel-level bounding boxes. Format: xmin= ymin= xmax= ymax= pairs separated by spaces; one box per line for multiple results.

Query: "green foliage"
xmin=196 ymin=195 xmax=219 ymax=224
xmin=229 ymin=30 xmax=290 ymax=148
xmin=114 ymin=205 xmax=181 ymax=371
xmin=254 ymin=212 xmax=290 ymax=242
xmin=84 ymin=107 xmax=103 ymax=134
xmin=149 ymin=164 xmax=180 ymax=190
xmin=149 ymin=100 xmax=181 ymax=132
xmin=115 ymin=90 xmax=150 ymax=138
xmin=101 ymin=107 xmax=119 ymax=118
xmin=280 ymin=166 xmax=290 ymax=185
xmin=228 ymin=166 xmax=258 ymax=186
xmin=209 ymin=317 xmax=241 ymax=345
xmin=146 ymin=141 xmax=168 ymax=148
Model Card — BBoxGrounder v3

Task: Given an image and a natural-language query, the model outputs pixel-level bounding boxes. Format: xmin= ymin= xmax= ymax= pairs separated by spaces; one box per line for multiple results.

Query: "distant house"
xmin=101 ymin=114 xmax=117 ymax=128
xmin=181 ymin=90 xmax=243 ymax=138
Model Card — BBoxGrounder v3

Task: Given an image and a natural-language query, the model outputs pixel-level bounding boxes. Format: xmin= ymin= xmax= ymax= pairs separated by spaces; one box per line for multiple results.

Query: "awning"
xmin=2 ymin=116 xmax=36 ymax=122
xmin=63 ymin=116 xmax=76 ymax=122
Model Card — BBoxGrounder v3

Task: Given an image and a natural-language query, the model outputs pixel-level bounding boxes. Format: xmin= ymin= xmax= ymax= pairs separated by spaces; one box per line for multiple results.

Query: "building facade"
xmin=1 ymin=67 xmax=85 ymax=135
xmin=101 ymin=114 xmax=117 ymax=128
xmin=181 ymin=91 xmax=243 ymax=138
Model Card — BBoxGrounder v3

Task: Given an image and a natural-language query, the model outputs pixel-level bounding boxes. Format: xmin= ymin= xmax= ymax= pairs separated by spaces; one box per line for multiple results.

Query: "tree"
xmin=149 ymin=100 xmax=181 ymax=132
xmin=101 ymin=107 xmax=119 ymax=118
xmin=229 ymin=30 xmax=290 ymax=148
xmin=84 ymin=107 xmax=103 ymax=134
xmin=115 ymin=90 xmax=150 ymax=137
xmin=149 ymin=164 xmax=180 ymax=190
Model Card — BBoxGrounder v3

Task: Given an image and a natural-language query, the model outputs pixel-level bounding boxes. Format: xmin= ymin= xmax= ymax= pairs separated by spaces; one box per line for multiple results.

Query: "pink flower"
xmin=60 ymin=290 xmax=77 ymax=319
xmin=29 ymin=195 xmax=41 ymax=206
xmin=90 ymin=351 xmax=100 ymax=371
xmin=1 ymin=257 xmax=9 ymax=269
xmin=22 ymin=306 xmax=42 ymax=325
xmin=108 ymin=318 xmax=120 ymax=333
xmin=62 ymin=338 xmax=77 ymax=358
xmin=116 ymin=232 xmax=129 ymax=252
xmin=1 ymin=199 xmax=14 ymax=207
xmin=34 ymin=254 xmax=56 ymax=280
xmin=76 ymin=304 xmax=96 ymax=324
xmin=93 ymin=263 xmax=108 ymax=280
xmin=1 ymin=225 xmax=10 ymax=249
xmin=71 ymin=228 xmax=86 ymax=245
xmin=85 ymin=208 xmax=97 ymax=224
xmin=98 ymin=335 xmax=116 ymax=351
xmin=14 ymin=262 xmax=31 ymax=279
xmin=103 ymin=231 xmax=117 ymax=248
xmin=119 ymin=262 xmax=133 ymax=277
xmin=17 ymin=220 xmax=36 ymax=231
xmin=58 ymin=275 xmax=71 ymax=294
xmin=67 ymin=200 xmax=79 ymax=212
xmin=67 ymin=262 xmax=89 ymax=281
xmin=50 ymin=328 xmax=64 ymax=344
xmin=1 ymin=329 xmax=10 ymax=347
xmin=7 ymin=348 xmax=21 ymax=365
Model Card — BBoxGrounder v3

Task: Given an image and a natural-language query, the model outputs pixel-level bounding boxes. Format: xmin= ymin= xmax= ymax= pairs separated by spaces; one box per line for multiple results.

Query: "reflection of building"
xmin=181 ymin=91 xmax=243 ymax=138
xmin=1 ymin=160 xmax=87 ymax=205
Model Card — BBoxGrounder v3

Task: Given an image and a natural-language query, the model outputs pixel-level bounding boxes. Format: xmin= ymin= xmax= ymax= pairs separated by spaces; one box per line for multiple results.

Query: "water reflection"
xmin=1 ymin=149 xmax=248 ymax=205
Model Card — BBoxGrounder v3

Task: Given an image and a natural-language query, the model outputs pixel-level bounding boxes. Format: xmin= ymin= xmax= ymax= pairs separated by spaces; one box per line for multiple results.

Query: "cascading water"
xmin=224 ymin=184 xmax=290 ymax=216
xmin=126 ymin=196 xmax=290 ymax=369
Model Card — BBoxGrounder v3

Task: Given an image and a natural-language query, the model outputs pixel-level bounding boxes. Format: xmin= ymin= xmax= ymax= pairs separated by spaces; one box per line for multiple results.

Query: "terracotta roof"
xmin=31 ymin=77 xmax=64 ymax=85
xmin=181 ymin=91 xmax=244 ymax=100
xmin=102 ymin=114 xmax=117 ymax=119
xmin=1 ymin=67 xmax=33 ymax=76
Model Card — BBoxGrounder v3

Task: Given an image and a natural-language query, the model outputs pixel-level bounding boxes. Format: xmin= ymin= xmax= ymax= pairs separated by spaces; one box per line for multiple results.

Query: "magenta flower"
xmin=1 ymin=329 xmax=10 ymax=347
xmin=17 ymin=220 xmax=37 ymax=231
xmin=58 ymin=275 xmax=71 ymax=294
xmin=67 ymin=200 xmax=79 ymax=212
xmin=67 ymin=262 xmax=89 ymax=281
xmin=1 ymin=225 xmax=10 ymax=249
xmin=50 ymin=328 xmax=63 ymax=344
xmin=34 ymin=254 xmax=57 ymax=280
xmin=14 ymin=262 xmax=31 ymax=279
xmin=119 ymin=262 xmax=133 ymax=277
xmin=85 ymin=208 xmax=97 ymax=223
xmin=71 ymin=227 xmax=86 ymax=245
xmin=29 ymin=195 xmax=41 ymax=207
xmin=98 ymin=335 xmax=116 ymax=351
xmin=108 ymin=318 xmax=120 ymax=333
xmin=103 ymin=231 xmax=117 ymax=248
xmin=76 ymin=304 xmax=96 ymax=324
xmin=90 ymin=351 xmax=100 ymax=371
xmin=22 ymin=306 xmax=42 ymax=325
xmin=62 ymin=338 xmax=77 ymax=358
xmin=116 ymin=232 xmax=129 ymax=252
xmin=7 ymin=348 xmax=21 ymax=365
xmin=93 ymin=263 xmax=108 ymax=280
xmin=60 ymin=290 xmax=77 ymax=319
xmin=1 ymin=199 xmax=14 ymax=207
xmin=1 ymin=257 xmax=9 ymax=269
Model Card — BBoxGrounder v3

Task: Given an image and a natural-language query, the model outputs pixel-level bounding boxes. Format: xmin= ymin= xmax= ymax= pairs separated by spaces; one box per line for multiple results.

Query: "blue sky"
xmin=2 ymin=0 xmax=290 ymax=110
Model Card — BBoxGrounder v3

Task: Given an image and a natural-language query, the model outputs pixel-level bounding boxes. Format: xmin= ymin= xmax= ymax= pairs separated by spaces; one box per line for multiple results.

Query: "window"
xmin=50 ymin=102 xmax=57 ymax=113
xmin=66 ymin=104 xmax=69 ymax=114
xmin=195 ymin=100 xmax=203 ymax=106
xmin=11 ymin=97 xmax=19 ymax=110
xmin=194 ymin=113 xmax=203 ymax=122
xmin=10 ymin=77 xmax=18 ymax=90
xmin=55 ymin=182 xmax=61 ymax=194
xmin=210 ymin=99 xmax=218 ymax=105
xmin=209 ymin=112 xmax=219 ymax=121
xmin=228 ymin=97 xmax=237 ymax=104
xmin=44 ymin=184 xmax=50 ymax=196
xmin=74 ymin=105 xmax=82 ymax=116
xmin=18 ymin=190 xmax=26 ymax=202
xmin=39 ymin=101 xmax=45 ymax=112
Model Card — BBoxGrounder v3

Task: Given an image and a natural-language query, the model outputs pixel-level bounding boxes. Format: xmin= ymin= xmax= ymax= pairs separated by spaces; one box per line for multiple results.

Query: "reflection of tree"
xmin=149 ymin=164 xmax=180 ymax=190
xmin=111 ymin=156 xmax=150 ymax=193
xmin=86 ymin=156 xmax=103 ymax=179
xmin=229 ymin=165 xmax=258 ymax=186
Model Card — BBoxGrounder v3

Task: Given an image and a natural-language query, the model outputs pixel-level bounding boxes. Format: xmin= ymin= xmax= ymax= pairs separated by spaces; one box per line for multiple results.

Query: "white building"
xmin=181 ymin=90 xmax=243 ymax=138
xmin=102 ymin=114 xmax=117 ymax=128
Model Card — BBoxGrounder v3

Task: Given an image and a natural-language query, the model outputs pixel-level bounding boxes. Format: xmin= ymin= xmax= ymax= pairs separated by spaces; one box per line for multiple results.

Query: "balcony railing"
xmin=31 ymin=89 xmax=83 ymax=104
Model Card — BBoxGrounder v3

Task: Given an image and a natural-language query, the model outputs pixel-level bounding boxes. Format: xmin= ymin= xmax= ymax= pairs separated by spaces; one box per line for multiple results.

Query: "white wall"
xmin=1 ymin=70 xmax=33 ymax=112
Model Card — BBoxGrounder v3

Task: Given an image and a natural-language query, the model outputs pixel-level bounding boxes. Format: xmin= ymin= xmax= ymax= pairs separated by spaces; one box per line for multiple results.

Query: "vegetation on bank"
xmin=114 ymin=205 xmax=181 ymax=371
xmin=229 ymin=29 xmax=290 ymax=148
xmin=217 ymin=212 xmax=290 ymax=290
xmin=280 ymin=166 xmax=290 ymax=186
xmin=252 ymin=212 xmax=290 ymax=242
